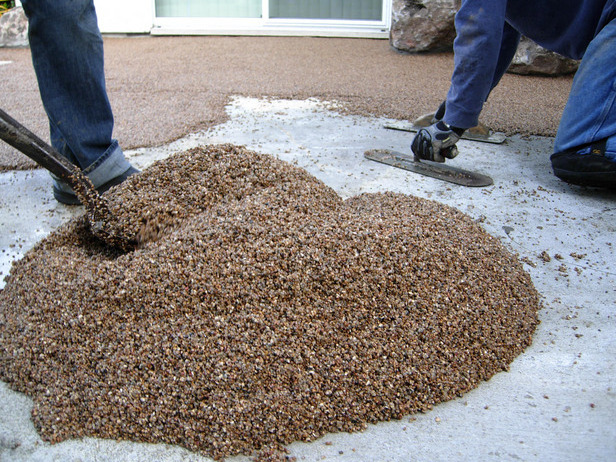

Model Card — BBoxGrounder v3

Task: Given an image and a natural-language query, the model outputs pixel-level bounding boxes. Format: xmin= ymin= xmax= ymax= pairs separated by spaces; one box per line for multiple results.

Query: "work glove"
xmin=411 ymin=121 xmax=463 ymax=163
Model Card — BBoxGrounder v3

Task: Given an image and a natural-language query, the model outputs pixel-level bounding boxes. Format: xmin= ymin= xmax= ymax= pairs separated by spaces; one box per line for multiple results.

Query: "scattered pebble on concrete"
xmin=0 ymin=145 xmax=540 ymax=461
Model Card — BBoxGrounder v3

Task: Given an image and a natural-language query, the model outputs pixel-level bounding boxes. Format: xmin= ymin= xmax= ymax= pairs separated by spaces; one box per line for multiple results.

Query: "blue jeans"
xmin=554 ymin=17 xmax=616 ymax=160
xmin=21 ymin=0 xmax=132 ymax=189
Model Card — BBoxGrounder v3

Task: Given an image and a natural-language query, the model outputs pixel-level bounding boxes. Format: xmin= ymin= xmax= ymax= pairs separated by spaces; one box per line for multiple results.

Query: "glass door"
xmin=152 ymin=0 xmax=390 ymax=37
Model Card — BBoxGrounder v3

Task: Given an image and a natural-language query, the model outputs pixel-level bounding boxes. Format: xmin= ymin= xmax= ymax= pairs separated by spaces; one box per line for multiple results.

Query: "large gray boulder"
xmin=390 ymin=0 xmax=460 ymax=53
xmin=507 ymin=36 xmax=579 ymax=76
xmin=0 ymin=6 xmax=28 ymax=47
xmin=390 ymin=2 xmax=580 ymax=77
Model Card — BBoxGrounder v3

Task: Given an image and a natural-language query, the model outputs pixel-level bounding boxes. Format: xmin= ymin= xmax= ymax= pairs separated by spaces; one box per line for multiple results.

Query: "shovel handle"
xmin=0 ymin=108 xmax=137 ymax=250
xmin=0 ymin=107 xmax=80 ymax=184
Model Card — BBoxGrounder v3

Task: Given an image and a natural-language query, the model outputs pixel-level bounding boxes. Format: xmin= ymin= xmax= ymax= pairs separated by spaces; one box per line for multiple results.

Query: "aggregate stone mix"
xmin=0 ymin=144 xmax=541 ymax=461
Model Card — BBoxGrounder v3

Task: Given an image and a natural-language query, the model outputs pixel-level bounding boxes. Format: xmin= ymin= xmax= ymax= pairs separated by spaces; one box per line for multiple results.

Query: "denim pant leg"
xmin=21 ymin=0 xmax=132 ymax=189
xmin=554 ymin=18 xmax=616 ymax=160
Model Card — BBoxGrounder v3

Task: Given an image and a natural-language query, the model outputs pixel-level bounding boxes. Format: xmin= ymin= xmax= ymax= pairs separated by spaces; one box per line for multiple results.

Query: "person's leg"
xmin=550 ymin=18 xmax=616 ymax=188
xmin=21 ymin=0 xmax=136 ymax=203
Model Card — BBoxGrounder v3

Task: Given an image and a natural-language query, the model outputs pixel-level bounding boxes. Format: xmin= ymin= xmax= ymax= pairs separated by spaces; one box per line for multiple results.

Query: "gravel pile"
xmin=0 ymin=145 xmax=540 ymax=460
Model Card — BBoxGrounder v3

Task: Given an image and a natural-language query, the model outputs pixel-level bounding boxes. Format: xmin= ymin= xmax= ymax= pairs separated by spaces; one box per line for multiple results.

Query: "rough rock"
xmin=390 ymin=4 xmax=579 ymax=77
xmin=390 ymin=0 xmax=460 ymax=53
xmin=0 ymin=6 xmax=28 ymax=48
xmin=507 ymin=36 xmax=579 ymax=76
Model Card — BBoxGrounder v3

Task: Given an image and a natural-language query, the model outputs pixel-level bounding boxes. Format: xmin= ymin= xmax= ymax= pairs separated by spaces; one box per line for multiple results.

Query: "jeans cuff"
xmin=558 ymin=136 xmax=616 ymax=163
xmin=606 ymin=144 xmax=616 ymax=162
xmin=52 ymin=140 xmax=132 ymax=192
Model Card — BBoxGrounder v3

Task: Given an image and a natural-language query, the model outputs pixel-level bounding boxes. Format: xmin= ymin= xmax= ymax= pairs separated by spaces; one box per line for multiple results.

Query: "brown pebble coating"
xmin=68 ymin=170 xmax=137 ymax=252
xmin=0 ymin=145 xmax=540 ymax=461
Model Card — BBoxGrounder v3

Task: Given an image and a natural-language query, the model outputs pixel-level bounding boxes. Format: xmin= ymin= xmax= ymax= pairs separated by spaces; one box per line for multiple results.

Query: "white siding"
xmin=94 ymin=0 xmax=153 ymax=34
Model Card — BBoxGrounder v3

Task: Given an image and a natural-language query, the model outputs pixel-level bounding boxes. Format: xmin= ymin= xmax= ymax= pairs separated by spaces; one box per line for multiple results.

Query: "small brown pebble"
xmin=521 ymin=257 xmax=537 ymax=268
xmin=552 ymin=417 xmax=558 ymax=422
xmin=590 ymin=403 xmax=595 ymax=408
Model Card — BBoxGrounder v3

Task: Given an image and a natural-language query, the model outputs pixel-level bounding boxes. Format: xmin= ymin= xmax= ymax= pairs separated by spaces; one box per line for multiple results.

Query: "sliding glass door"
xmin=153 ymin=0 xmax=391 ymax=37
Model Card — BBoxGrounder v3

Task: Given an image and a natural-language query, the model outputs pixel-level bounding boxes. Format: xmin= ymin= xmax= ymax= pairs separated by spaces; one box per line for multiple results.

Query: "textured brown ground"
xmin=0 ymin=145 xmax=541 ymax=461
xmin=0 ymin=35 xmax=573 ymax=171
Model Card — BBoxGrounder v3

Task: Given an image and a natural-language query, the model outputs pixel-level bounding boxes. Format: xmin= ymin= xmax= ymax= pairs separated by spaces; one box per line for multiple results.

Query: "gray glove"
xmin=411 ymin=121 xmax=462 ymax=163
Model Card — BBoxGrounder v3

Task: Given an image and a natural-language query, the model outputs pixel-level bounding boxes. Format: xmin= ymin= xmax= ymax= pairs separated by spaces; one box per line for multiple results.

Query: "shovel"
xmin=0 ymin=108 xmax=135 ymax=251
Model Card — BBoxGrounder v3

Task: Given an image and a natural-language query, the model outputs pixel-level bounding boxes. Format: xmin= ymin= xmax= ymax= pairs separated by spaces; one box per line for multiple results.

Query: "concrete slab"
xmin=1 ymin=97 xmax=615 ymax=461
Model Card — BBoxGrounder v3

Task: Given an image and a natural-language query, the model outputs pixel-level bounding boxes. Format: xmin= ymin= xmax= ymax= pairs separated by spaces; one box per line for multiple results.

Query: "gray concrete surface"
xmin=1 ymin=97 xmax=615 ymax=461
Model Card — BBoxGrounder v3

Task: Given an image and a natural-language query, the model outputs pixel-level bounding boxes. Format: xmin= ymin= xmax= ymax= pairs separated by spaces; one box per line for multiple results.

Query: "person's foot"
xmin=53 ymin=166 xmax=139 ymax=205
xmin=551 ymin=143 xmax=616 ymax=189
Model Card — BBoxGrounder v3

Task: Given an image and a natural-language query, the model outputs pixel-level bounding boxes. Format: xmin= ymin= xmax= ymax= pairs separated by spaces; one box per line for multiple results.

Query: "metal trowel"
xmin=364 ymin=149 xmax=493 ymax=187
xmin=384 ymin=112 xmax=507 ymax=144
xmin=0 ymin=108 xmax=135 ymax=251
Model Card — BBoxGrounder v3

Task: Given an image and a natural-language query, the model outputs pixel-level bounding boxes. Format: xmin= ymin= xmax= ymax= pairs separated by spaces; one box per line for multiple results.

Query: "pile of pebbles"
xmin=0 ymin=145 xmax=540 ymax=460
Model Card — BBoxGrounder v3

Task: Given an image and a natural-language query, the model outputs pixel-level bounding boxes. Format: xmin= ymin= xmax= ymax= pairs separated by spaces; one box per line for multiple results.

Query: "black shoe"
xmin=551 ymin=142 xmax=616 ymax=189
xmin=53 ymin=166 xmax=140 ymax=205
